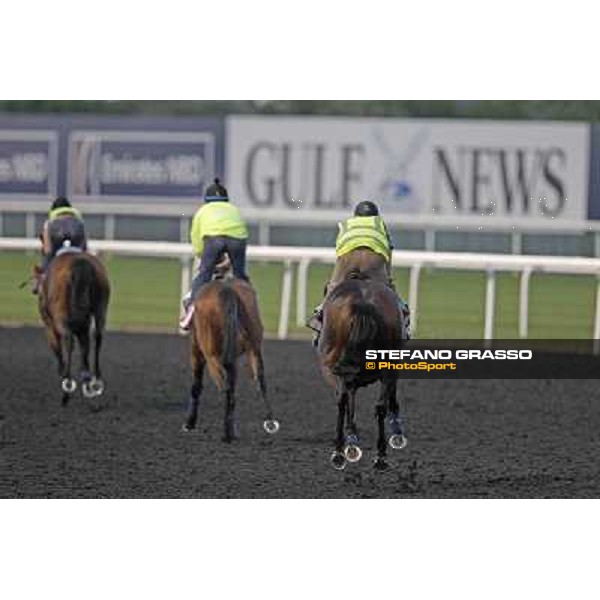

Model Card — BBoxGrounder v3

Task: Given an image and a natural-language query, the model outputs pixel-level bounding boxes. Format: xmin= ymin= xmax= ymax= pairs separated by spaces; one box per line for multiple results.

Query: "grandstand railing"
xmin=2 ymin=237 xmax=600 ymax=344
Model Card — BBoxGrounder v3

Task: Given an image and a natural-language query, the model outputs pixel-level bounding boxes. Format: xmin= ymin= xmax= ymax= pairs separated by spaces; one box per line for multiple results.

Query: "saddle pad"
xmin=56 ymin=244 xmax=83 ymax=257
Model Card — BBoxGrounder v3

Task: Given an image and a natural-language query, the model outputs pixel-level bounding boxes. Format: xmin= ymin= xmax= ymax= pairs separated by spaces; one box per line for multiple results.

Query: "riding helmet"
xmin=51 ymin=196 xmax=72 ymax=210
xmin=204 ymin=178 xmax=229 ymax=202
xmin=354 ymin=200 xmax=379 ymax=217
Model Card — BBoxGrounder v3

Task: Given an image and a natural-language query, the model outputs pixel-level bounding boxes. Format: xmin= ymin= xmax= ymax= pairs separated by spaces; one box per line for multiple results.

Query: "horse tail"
xmin=336 ymin=302 xmax=383 ymax=375
xmin=68 ymin=257 xmax=95 ymax=333
xmin=219 ymin=284 xmax=239 ymax=384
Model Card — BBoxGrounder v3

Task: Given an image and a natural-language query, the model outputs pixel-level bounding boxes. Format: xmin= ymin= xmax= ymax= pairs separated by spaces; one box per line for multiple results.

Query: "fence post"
xmin=518 ymin=267 xmax=532 ymax=338
xmin=594 ymin=277 xmax=600 ymax=355
xmin=179 ymin=217 xmax=189 ymax=243
xmin=484 ymin=269 xmax=496 ymax=344
xmin=258 ymin=222 xmax=270 ymax=246
xmin=296 ymin=258 xmax=311 ymax=327
xmin=180 ymin=257 xmax=192 ymax=305
xmin=278 ymin=260 xmax=294 ymax=340
xmin=511 ymin=231 xmax=522 ymax=255
xmin=408 ymin=264 xmax=422 ymax=336
xmin=105 ymin=215 xmax=115 ymax=240
xmin=425 ymin=229 xmax=436 ymax=252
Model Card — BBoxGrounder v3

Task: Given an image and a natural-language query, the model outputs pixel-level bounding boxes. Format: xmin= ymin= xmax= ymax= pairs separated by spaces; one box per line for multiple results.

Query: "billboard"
xmin=0 ymin=129 xmax=58 ymax=200
xmin=0 ymin=115 xmax=223 ymax=207
xmin=227 ymin=116 xmax=590 ymax=224
xmin=68 ymin=130 xmax=216 ymax=203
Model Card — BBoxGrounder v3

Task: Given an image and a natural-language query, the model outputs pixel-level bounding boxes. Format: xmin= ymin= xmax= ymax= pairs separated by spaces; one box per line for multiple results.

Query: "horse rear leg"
xmin=182 ymin=340 xmax=205 ymax=432
xmin=46 ymin=325 xmax=64 ymax=376
xmin=330 ymin=382 xmax=348 ymax=470
xmin=89 ymin=306 xmax=107 ymax=397
xmin=374 ymin=378 xmax=403 ymax=470
xmin=248 ymin=350 xmax=279 ymax=435
xmin=77 ymin=328 xmax=96 ymax=398
xmin=343 ymin=389 xmax=362 ymax=463
xmin=222 ymin=364 xmax=238 ymax=442
xmin=385 ymin=378 xmax=407 ymax=450
xmin=60 ymin=330 xmax=76 ymax=405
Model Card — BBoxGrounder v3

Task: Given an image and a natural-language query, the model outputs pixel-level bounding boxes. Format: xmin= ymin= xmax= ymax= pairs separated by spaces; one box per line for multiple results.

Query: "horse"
xmin=317 ymin=275 xmax=408 ymax=470
xmin=38 ymin=245 xmax=111 ymax=405
xmin=182 ymin=276 xmax=279 ymax=442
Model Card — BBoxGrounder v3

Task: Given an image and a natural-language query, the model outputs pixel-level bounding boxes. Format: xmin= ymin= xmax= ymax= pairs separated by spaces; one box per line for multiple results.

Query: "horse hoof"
xmin=90 ymin=378 xmax=104 ymax=397
xmin=373 ymin=457 xmax=389 ymax=471
xmin=263 ymin=419 xmax=280 ymax=434
xmin=344 ymin=444 xmax=363 ymax=463
xmin=388 ymin=434 xmax=408 ymax=450
xmin=181 ymin=423 xmax=194 ymax=433
xmin=61 ymin=378 xmax=77 ymax=393
xmin=330 ymin=451 xmax=347 ymax=471
xmin=82 ymin=381 xmax=96 ymax=399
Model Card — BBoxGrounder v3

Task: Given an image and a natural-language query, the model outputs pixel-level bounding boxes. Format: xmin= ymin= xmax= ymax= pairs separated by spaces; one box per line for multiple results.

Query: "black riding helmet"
xmin=204 ymin=178 xmax=229 ymax=202
xmin=354 ymin=200 xmax=379 ymax=217
xmin=51 ymin=196 xmax=72 ymax=211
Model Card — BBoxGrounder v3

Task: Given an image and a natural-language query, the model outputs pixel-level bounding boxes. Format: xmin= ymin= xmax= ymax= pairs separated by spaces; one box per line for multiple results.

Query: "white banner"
xmin=226 ymin=116 xmax=590 ymax=224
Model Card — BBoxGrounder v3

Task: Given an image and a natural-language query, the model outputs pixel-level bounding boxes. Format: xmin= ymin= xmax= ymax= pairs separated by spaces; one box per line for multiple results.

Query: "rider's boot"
xmin=399 ymin=298 xmax=411 ymax=340
xmin=387 ymin=278 xmax=411 ymax=339
xmin=178 ymin=292 xmax=194 ymax=334
xmin=307 ymin=303 xmax=324 ymax=347
xmin=32 ymin=257 xmax=49 ymax=295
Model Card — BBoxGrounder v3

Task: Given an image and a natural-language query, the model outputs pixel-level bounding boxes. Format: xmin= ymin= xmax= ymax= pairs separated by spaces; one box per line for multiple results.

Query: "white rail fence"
xmin=4 ymin=202 xmax=600 ymax=254
xmin=2 ymin=237 xmax=600 ymax=343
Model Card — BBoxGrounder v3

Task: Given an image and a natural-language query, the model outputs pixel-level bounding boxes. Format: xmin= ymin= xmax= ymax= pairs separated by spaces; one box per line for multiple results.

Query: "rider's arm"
xmin=42 ymin=220 xmax=51 ymax=254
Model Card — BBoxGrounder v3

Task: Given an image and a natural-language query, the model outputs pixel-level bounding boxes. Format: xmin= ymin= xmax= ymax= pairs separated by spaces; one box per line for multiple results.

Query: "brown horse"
xmin=318 ymin=276 xmax=408 ymax=470
xmin=38 ymin=250 xmax=110 ymax=405
xmin=182 ymin=277 xmax=279 ymax=442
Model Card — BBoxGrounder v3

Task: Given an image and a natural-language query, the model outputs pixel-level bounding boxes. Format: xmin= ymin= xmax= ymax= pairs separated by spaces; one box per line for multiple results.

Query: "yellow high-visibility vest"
xmin=48 ymin=206 xmax=82 ymax=220
xmin=190 ymin=201 xmax=248 ymax=255
xmin=335 ymin=215 xmax=391 ymax=260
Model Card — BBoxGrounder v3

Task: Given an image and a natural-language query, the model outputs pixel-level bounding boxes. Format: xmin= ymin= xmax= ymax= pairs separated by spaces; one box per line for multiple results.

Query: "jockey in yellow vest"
xmin=33 ymin=196 xmax=87 ymax=294
xmin=308 ymin=200 xmax=410 ymax=345
xmin=179 ymin=178 xmax=249 ymax=332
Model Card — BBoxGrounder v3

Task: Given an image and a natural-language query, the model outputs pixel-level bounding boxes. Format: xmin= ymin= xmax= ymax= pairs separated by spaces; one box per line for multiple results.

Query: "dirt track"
xmin=1 ymin=326 xmax=599 ymax=498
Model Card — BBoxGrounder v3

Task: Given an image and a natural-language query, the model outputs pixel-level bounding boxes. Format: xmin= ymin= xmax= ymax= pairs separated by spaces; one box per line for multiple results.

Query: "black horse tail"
xmin=68 ymin=257 xmax=95 ymax=333
xmin=336 ymin=302 xmax=383 ymax=376
xmin=220 ymin=284 xmax=239 ymax=383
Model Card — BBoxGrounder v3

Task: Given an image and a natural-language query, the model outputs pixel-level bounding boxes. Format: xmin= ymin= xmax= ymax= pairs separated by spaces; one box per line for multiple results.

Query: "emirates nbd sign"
xmin=68 ymin=130 xmax=217 ymax=203
xmin=0 ymin=130 xmax=58 ymax=198
xmin=226 ymin=116 xmax=589 ymax=223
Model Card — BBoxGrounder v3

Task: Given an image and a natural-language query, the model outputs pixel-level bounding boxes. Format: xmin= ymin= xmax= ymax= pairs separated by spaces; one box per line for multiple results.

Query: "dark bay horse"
xmin=182 ymin=277 xmax=279 ymax=442
xmin=318 ymin=277 xmax=407 ymax=470
xmin=38 ymin=250 xmax=110 ymax=405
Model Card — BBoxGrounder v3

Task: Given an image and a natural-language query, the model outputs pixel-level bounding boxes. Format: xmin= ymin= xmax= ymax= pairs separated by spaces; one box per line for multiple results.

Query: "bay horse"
xmin=318 ymin=276 xmax=408 ymax=470
xmin=182 ymin=277 xmax=279 ymax=442
xmin=38 ymin=247 xmax=110 ymax=405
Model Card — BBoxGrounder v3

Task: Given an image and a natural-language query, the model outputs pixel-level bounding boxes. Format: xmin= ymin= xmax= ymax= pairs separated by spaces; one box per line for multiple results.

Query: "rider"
xmin=308 ymin=200 xmax=411 ymax=345
xmin=179 ymin=178 xmax=250 ymax=331
xmin=32 ymin=196 xmax=87 ymax=294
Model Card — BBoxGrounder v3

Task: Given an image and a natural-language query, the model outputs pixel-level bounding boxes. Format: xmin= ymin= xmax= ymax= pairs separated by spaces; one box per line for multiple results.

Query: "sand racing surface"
xmin=1 ymin=327 xmax=599 ymax=498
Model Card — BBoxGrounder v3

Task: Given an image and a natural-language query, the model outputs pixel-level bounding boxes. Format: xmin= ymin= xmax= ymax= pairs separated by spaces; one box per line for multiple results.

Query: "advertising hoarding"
xmin=226 ymin=116 xmax=590 ymax=224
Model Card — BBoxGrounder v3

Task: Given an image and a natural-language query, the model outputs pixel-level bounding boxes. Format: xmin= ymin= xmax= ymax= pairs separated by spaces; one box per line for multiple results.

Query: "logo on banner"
xmin=69 ymin=131 xmax=215 ymax=199
xmin=0 ymin=132 xmax=58 ymax=198
xmin=370 ymin=127 xmax=429 ymax=213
